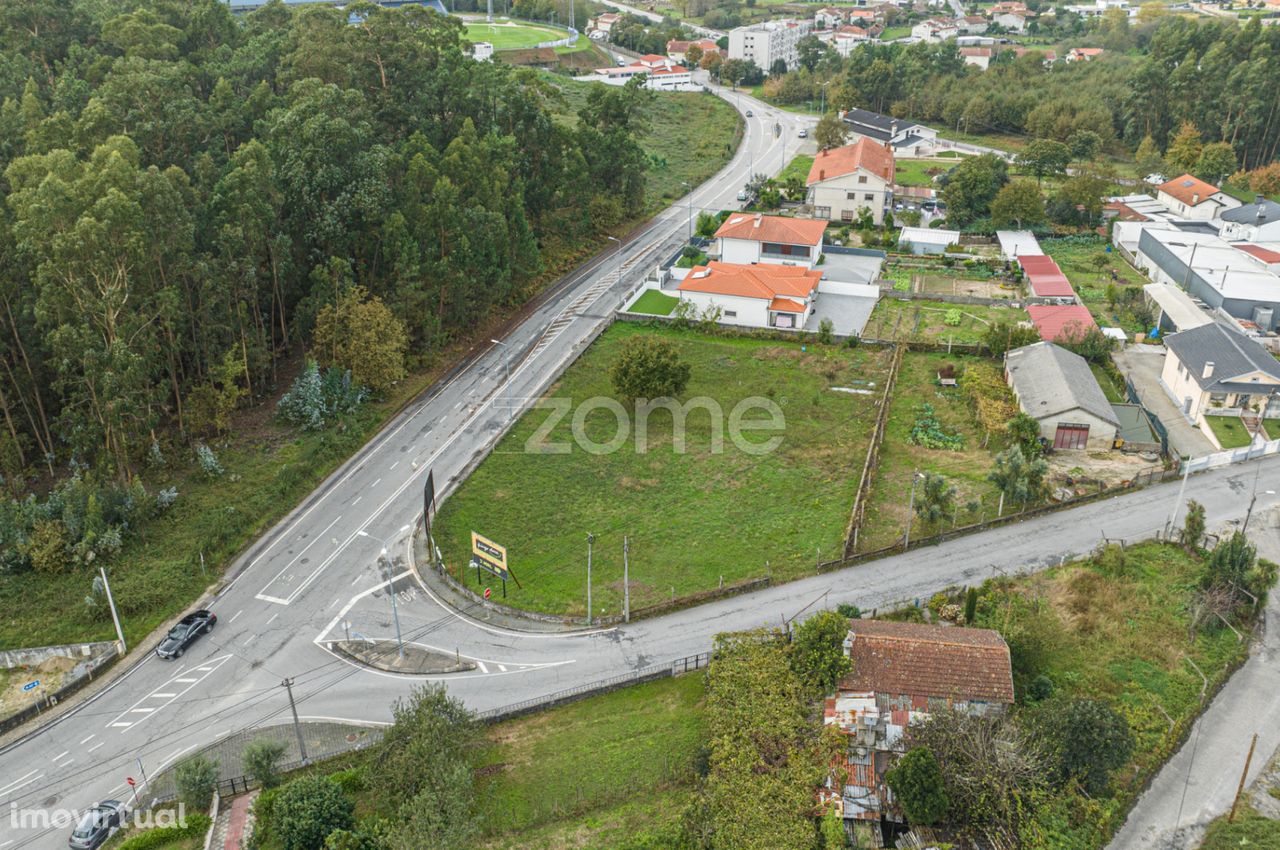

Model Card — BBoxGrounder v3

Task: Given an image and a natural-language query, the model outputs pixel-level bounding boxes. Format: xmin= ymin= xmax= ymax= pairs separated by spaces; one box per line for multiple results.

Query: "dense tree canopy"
xmin=0 ymin=0 xmax=654 ymax=490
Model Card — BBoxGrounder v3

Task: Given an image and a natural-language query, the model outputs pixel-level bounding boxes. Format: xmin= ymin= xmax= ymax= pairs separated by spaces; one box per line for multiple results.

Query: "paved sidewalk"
xmin=212 ymin=791 xmax=258 ymax=850
xmin=1113 ymin=346 xmax=1216 ymax=458
xmin=1107 ymin=508 xmax=1280 ymax=850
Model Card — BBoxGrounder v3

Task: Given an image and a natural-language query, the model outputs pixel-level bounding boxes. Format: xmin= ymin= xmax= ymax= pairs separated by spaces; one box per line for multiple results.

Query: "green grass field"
xmin=778 ymin=153 xmax=814 ymax=185
xmin=464 ymin=19 xmax=570 ymax=51
xmin=475 ymin=674 xmax=706 ymax=847
xmin=1206 ymin=414 xmax=1253 ymax=449
xmin=433 ymin=323 xmax=892 ymax=617
xmin=894 ymin=158 xmax=947 ymax=188
xmin=629 ymin=290 xmax=680 ymax=315
xmin=858 ymin=352 xmax=1004 ymax=550
xmin=1041 ymin=236 xmax=1151 ymax=334
xmin=866 ymin=297 xmax=1026 ymax=344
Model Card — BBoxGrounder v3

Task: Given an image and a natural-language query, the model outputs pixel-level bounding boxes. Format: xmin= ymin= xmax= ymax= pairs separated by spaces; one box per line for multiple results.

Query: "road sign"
xmin=483 ymin=587 xmax=492 ymax=600
xmin=21 ymin=680 xmax=38 ymax=692
xmin=470 ymin=532 xmax=509 ymax=580
xmin=126 ymin=777 xmax=135 ymax=787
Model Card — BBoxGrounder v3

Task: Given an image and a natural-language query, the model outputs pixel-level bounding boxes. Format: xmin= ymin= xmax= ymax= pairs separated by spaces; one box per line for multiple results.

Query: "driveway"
xmin=1113 ymin=346 xmax=1216 ymax=458
xmin=1107 ymin=508 xmax=1280 ymax=850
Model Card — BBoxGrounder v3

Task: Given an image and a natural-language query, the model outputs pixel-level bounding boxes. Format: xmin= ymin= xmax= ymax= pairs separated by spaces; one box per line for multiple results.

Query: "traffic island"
xmin=331 ymin=638 xmax=477 ymax=675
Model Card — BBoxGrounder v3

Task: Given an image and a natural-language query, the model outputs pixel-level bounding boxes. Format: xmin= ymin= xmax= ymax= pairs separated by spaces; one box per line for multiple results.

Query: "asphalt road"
xmin=0 ymin=86 xmax=813 ymax=850
xmin=1 ymin=87 xmax=1277 ymax=849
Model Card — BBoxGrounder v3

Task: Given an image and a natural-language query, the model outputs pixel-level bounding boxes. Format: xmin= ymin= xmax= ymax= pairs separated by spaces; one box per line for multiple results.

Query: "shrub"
xmin=817 ymin=317 xmax=835 ymax=345
xmin=885 ymin=747 xmax=950 ymax=825
xmin=273 ymin=776 xmax=354 ymax=850
xmin=1034 ymin=697 xmax=1134 ymax=795
xmin=609 ymin=336 xmax=692 ymax=403
xmin=174 ymin=755 xmax=219 ymax=812
xmin=195 ymin=443 xmax=224 ymax=478
xmin=115 ymin=813 xmax=211 ymax=850
xmin=789 ymin=610 xmax=853 ymax=697
xmin=243 ymin=739 xmax=288 ymax=789
xmin=836 ymin=602 xmax=861 ymax=619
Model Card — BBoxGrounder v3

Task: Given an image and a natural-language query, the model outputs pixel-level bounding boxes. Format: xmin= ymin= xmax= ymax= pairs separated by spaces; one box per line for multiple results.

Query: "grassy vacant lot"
xmin=778 ymin=153 xmax=815 ymax=185
xmin=858 ymin=353 xmax=1004 ymax=550
xmin=1206 ymin=414 xmax=1253 ymax=449
xmin=434 ymin=323 xmax=891 ymax=617
xmin=475 ymin=674 xmax=705 ymax=849
xmin=0 ymin=84 xmax=744 ymax=651
xmin=866 ymin=297 xmax=1027 ymax=344
xmin=894 ymin=158 xmax=947 ymax=188
xmin=464 ymin=19 xmax=569 ymax=50
xmin=629 ymin=290 xmax=680 ymax=315
xmin=549 ymin=78 xmax=743 ymax=214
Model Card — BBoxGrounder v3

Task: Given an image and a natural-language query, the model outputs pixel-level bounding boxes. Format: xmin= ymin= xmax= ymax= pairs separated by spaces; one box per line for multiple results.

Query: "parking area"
xmin=1112 ymin=346 xmax=1216 ymax=458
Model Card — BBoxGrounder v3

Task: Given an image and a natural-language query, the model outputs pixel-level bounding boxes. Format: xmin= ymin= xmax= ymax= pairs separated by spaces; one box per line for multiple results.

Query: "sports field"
xmin=463 ymin=18 xmax=570 ymax=51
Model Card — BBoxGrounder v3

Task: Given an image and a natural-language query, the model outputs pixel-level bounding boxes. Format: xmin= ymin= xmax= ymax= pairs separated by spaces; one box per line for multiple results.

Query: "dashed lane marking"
xmin=105 ymin=654 xmax=233 ymax=733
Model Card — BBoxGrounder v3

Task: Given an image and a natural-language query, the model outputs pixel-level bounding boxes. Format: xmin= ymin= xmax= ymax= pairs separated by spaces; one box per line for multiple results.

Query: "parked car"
xmin=736 ymin=189 xmax=749 ymax=202
xmin=68 ymin=800 xmax=125 ymax=850
xmin=155 ymin=610 xmax=217 ymax=660
xmin=745 ymin=109 xmax=753 ymax=117
xmin=798 ymin=128 xmax=808 ymax=138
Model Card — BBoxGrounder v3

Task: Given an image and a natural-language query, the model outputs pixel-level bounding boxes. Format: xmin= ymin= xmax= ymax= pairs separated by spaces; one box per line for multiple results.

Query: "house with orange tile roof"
xmin=1065 ymin=46 xmax=1105 ymax=62
xmin=714 ymin=213 xmax=829 ymax=267
xmin=821 ymin=619 xmax=1014 ymax=839
xmin=1155 ymin=173 xmax=1241 ymax=221
xmin=676 ymin=261 xmax=823 ymax=329
xmin=806 ymin=139 xmax=896 ymax=225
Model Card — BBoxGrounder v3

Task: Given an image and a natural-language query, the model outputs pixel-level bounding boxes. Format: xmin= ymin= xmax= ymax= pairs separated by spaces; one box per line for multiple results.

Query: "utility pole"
xmin=586 ymin=533 xmax=594 ymax=626
xmin=1165 ymin=459 xmax=1192 ymax=538
xmin=486 ymin=0 xmax=493 ymax=22
xmin=381 ymin=553 xmax=405 ymax=660
xmin=99 ymin=567 xmax=126 ymax=654
xmin=623 ymin=536 xmax=630 ymax=623
xmin=904 ymin=471 xmax=922 ymax=550
xmin=1229 ymin=733 xmax=1259 ymax=822
xmin=282 ymin=678 xmax=309 ymax=765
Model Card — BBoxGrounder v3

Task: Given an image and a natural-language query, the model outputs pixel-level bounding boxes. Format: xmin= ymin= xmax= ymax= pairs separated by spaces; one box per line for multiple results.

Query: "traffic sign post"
xmin=483 ymin=587 xmax=492 ymax=600
xmin=21 ymin=680 xmax=39 ymax=693
xmin=126 ymin=776 xmax=139 ymax=807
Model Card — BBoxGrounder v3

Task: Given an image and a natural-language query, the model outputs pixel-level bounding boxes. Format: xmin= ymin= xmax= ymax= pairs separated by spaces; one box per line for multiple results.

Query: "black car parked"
xmin=155 ymin=609 xmax=217 ymax=659
xmin=68 ymin=800 xmax=125 ymax=850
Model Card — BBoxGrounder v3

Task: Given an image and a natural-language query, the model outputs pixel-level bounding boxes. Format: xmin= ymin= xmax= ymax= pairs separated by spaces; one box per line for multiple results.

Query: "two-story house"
xmin=1161 ymin=321 xmax=1280 ymax=429
xmin=1218 ymin=197 xmax=1280 ymax=244
xmin=807 ymin=139 xmax=895 ymax=225
xmin=714 ymin=213 xmax=828 ymax=266
xmin=1154 ymin=174 xmax=1242 ymax=221
xmin=822 ymin=620 xmax=1014 ymax=846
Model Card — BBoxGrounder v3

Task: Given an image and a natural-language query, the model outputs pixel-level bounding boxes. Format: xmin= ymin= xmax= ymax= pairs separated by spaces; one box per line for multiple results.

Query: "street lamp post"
xmin=606 ymin=235 xmax=623 ymax=286
xmin=357 ymin=525 xmax=411 ymax=659
xmin=586 ymin=533 xmax=594 ymax=626
xmin=491 ymin=338 xmax=512 ymax=421
xmin=681 ymin=181 xmax=693 ymax=243
xmin=820 ymin=80 xmax=831 ymax=116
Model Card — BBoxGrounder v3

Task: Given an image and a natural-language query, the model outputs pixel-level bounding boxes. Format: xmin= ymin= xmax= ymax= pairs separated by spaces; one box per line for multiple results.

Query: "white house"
xmin=841 ymin=108 xmax=939 ymax=156
xmin=592 ymin=58 xmax=692 ymax=90
xmin=911 ymin=17 xmax=960 ymax=41
xmin=665 ymin=38 xmax=719 ymax=62
xmin=1065 ymin=46 xmax=1105 ymax=62
xmin=959 ymin=46 xmax=993 ymax=69
xmin=1155 ymin=174 xmax=1242 ymax=221
xmin=898 ymin=226 xmax=960 ymax=254
xmin=588 ymin=12 xmax=620 ymax=38
xmin=993 ymin=11 xmax=1028 ymax=31
xmin=471 ymin=41 xmax=494 ymax=61
xmin=714 ymin=213 xmax=829 ymax=267
xmin=807 ymin=139 xmax=896 ymax=225
xmin=677 ymin=261 xmax=824 ymax=329
xmin=1005 ymin=342 xmax=1120 ymax=450
xmin=1161 ymin=322 xmax=1280 ymax=428
xmin=728 ymin=19 xmax=812 ymax=71
xmin=1219 ymin=198 xmax=1280 ymax=244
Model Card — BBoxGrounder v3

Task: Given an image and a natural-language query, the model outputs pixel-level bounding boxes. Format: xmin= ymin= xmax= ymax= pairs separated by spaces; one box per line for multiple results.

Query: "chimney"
xmin=1258 ymin=195 xmax=1268 ymax=225
xmin=820 ymin=169 xmax=826 ymax=180
xmin=1202 ymin=361 xmax=1215 ymax=380
xmin=754 ymin=213 xmax=762 ymax=228
xmin=1192 ymin=192 xmax=1200 ymax=205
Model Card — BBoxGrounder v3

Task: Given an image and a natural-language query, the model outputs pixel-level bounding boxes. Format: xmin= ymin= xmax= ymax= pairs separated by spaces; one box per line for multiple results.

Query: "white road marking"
xmin=242 ymin=634 xmax=256 ymax=646
xmin=350 ymin=575 xmax=362 ymax=586
xmin=253 ymin=514 xmax=344 ymax=604
xmin=372 ymin=478 xmax=381 ymax=487
xmin=352 ymin=496 xmax=362 ymax=506
xmin=228 ymin=609 xmax=243 ymax=624
xmin=389 ymin=461 xmax=399 ymax=470
xmin=266 ymin=612 xmax=279 ymax=625
xmin=1 ymin=839 xmax=14 ymax=848
xmin=87 ymin=742 xmax=104 ymax=753
xmin=50 ymin=751 xmax=68 ymax=762
xmin=0 ymin=769 xmax=40 ymax=796
xmin=328 ymin=598 xmax=339 ymax=610
xmin=497 ymin=664 xmax=507 ymax=672
xmin=477 ymin=661 xmax=489 ymax=673
xmin=79 ymin=734 xmax=95 ymax=745
xmin=105 ymin=654 xmax=233 ymax=733
xmin=152 ymin=693 xmax=176 ymax=698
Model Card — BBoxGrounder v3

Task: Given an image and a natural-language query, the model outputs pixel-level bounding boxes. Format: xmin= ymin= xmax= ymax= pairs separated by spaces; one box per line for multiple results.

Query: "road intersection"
xmin=1 ymin=83 xmax=1278 ymax=850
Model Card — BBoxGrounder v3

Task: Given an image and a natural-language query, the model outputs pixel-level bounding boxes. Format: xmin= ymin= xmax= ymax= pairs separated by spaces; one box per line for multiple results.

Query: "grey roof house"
xmin=840 ymin=108 xmax=938 ymax=157
xmin=1160 ymin=322 xmax=1280 ymax=425
xmin=1005 ymin=342 xmax=1120 ymax=450
xmin=1219 ymin=196 xmax=1280 ymax=244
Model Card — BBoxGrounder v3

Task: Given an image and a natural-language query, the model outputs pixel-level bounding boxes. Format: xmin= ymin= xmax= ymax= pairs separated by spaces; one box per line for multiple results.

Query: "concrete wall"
xmin=818 ymin=280 xmax=881 ymax=298
xmin=1 ymin=641 xmax=116 ymax=670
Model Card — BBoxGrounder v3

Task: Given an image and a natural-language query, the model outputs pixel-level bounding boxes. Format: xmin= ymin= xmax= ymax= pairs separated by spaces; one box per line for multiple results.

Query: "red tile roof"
xmin=1026 ymin=304 xmax=1096 ymax=341
xmin=678 ymin=261 xmax=821 ymax=301
xmin=1158 ymin=173 xmax=1222 ymax=207
xmin=769 ymin=297 xmax=806 ymax=312
xmin=1236 ymin=243 xmax=1280 ymax=264
xmin=1018 ymin=255 xmax=1075 ymax=297
xmin=839 ymin=620 xmax=1015 ymax=704
xmin=808 ymin=138 xmax=895 ymax=185
xmin=1103 ymin=200 xmax=1150 ymax=222
xmin=715 ymin=213 xmax=828 ymax=246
